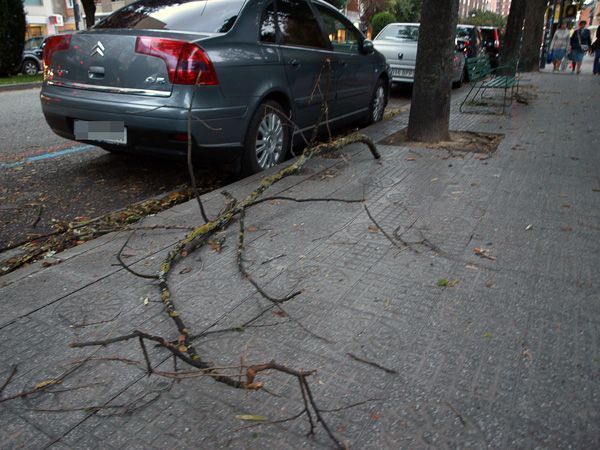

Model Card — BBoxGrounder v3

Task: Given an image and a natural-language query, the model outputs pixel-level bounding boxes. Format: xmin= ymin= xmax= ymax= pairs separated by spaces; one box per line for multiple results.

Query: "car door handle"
xmin=288 ymin=59 xmax=300 ymax=68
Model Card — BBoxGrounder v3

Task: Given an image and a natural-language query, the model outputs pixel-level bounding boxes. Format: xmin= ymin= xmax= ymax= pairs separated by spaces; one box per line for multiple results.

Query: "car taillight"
xmin=135 ymin=37 xmax=218 ymax=85
xmin=43 ymin=34 xmax=72 ymax=75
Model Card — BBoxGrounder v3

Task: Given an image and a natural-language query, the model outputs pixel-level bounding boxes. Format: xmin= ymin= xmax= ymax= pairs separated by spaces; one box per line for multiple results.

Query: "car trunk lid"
xmin=47 ymin=30 xmax=214 ymax=96
xmin=373 ymin=40 xmax=418 ymax=64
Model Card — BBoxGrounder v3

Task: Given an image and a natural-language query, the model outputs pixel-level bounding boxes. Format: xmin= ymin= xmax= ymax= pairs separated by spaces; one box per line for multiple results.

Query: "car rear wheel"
xmin=242 ymin=100 xmax=290 ymax=175
xmin=22 ymin=59 xmax=39 ymax=76
xmin=364 ymin=78 xmax=387 ymax=126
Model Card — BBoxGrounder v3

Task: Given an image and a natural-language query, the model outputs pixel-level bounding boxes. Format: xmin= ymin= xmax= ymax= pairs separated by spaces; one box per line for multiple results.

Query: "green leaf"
xmin=437 ymin=278 xmax=449 ymax=287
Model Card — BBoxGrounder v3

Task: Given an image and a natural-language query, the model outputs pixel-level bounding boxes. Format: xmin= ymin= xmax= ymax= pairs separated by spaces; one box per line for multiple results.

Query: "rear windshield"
xmin=456 ymin=27 xmax=472 ymax=39
xmin=480 ymin=29 xmax=496 ymax=41
xmin=375 ymin=24 xmax=419 ymax=41
xmin=94 ymin=0 xmax=245 ymax=33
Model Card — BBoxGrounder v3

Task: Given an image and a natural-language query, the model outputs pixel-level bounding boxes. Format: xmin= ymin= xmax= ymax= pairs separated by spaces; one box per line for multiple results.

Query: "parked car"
xmin=480 ymin=26 xmax=501 ymax=68
xmin=40 ymin=0 xmax=389 ymax=174
xmin=373 ymin=23 xmax=466 ymax=88
xmin=21 ymin=36 xmax=46 ymax=75
xmin=456 ymin=24 xmax=485 ymax=59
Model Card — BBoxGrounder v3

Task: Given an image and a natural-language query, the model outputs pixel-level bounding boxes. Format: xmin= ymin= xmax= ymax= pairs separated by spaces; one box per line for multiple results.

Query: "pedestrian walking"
xmin=592 ymin=26 xmax=600 ymax=75
xmin=549 ymin=23 xmax=570 ymax=72
xmin=569 ymin=20 xmax=592 ymax=75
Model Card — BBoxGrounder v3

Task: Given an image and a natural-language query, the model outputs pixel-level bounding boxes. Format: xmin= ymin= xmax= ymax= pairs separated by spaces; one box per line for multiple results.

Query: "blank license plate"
xmin=74 ymin=120 xmax=127 ymax=145
xmin=392 ymin=68 xmax=414 ymax=78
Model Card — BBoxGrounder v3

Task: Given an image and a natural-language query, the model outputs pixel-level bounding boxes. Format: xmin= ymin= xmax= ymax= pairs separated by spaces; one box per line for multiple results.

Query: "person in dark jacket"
xmin=593 ymin=26 xmax=600 ymax=75
xmin=569 ymin=20 xmax=592 ymax=74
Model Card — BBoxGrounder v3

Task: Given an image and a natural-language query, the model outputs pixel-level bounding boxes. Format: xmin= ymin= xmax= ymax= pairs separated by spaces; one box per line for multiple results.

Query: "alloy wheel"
xmin=23 ymin=61 xmax=38 ymax=76
xmin=255 ymin=112 xmax=284 ymax=169
xmin=372 ymin=85 xmax=385 ymax=122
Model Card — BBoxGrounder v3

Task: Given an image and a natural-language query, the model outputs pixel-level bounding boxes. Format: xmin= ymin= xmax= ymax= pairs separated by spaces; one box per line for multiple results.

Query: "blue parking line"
xmin=0 ymin=145 xmax=96 ymax=169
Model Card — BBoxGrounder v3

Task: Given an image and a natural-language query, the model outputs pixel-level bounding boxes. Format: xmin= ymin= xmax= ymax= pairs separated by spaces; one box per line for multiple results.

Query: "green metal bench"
xmin=460 ymin=56 xmax=519 ymax=114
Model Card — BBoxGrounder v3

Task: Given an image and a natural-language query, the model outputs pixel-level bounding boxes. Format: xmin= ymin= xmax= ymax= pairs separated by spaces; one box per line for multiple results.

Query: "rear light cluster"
xmin=43 ymin=34 xmax=72 ymax=78
xmin=135 ymin=37 xmax=218 ymax=85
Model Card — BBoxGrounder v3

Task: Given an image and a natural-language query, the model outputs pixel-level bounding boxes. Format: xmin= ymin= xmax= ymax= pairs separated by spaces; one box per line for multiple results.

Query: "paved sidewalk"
xmin=1 ymin=70 xmax=599 ymax=449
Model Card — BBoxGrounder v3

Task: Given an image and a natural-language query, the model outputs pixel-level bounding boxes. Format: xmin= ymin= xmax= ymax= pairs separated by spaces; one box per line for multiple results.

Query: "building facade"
xmin=459 ymin=0 xmax=493 ymax=17
xmin=495 ymin=0 xmax=511 ymax=17
xmin=23 ymin=0 xmax=78 ymax=37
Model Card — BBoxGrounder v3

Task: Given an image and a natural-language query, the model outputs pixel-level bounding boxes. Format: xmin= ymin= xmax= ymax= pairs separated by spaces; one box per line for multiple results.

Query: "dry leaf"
xmin=562 ymin=203 xmax=571 ymax=209
xmin=474 ymin=247 xmax=496 ymax=260
xmin=179 ymin=267 xmax=192 ymax=274
xmin=273 ymin=310 xmax=288 ymax=317
xmin=485 ymin=280 xmax=494 ymax=288
xmin=235 ymin=415 xmax=267 ymax=422
xmin=35 ymin=379 xmax=60 ymax=390
xmin=447 ymin=279 xmax=460 ymax=287
xmin=367 ymin=224 xmax=379 ymax=233
xmin=143 ymin=297 xmax=149 ymax=305
xmin=247 ymin=226 xmax=258 ymax=232
xmin=371 ymin=411 xmax=381 ymax=421
xmin=405 ymin=156 xmax=417 ymax=161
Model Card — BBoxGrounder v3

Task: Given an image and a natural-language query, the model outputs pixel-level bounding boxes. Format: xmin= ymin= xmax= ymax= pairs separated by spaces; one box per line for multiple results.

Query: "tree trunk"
xmin=520 ymin=0 xmax=548 ymax=72
xmin=500 ymin=0 xmax=526 ymax=68
xmin=406 ymin=0 xmax=459 ymax=142
xmin=80 ymin=0 xmax=96 ymax=29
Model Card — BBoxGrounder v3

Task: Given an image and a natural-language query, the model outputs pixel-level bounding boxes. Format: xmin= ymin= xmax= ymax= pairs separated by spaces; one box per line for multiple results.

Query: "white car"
xmin=374 ymin=23 xmax=466 ymax=88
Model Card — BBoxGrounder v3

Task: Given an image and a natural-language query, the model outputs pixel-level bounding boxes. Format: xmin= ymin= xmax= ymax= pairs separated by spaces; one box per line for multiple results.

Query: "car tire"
xmin=363 ymin=78 xmax=387 ymax=126
xmin=241 ymin=100 xmax=290 ymax=175
xmin=452 ymin=70 xmax=464 ymax=89
xmin=22 ymin=59 xmax=39 ymax=76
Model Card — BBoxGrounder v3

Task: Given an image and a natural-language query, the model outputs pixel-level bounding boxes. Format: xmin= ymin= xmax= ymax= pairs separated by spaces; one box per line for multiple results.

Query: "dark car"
xmin=480 ymin=26 xmax=501 ymax=68
xmin=22 ymin=36 xmax=46 ymax=75
xmin=456 ymin=24 xmax=485 ymax=59
xmin=40 ymin=0 xmax=389 ymax=174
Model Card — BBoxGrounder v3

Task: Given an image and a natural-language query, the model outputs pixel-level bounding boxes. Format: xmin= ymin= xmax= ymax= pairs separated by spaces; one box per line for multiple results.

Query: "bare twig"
xmin=347 ymin=353 xmax=398 ymax=375
xmin=0 ymin=365 xmax=17 ymax=397
xmin=116 ymin=231 xmax=159 ymax=280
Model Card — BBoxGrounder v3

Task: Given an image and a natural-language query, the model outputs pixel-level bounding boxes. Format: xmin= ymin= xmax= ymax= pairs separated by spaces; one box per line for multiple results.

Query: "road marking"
xmin=0 ymin=145 xmax=96 ymax=169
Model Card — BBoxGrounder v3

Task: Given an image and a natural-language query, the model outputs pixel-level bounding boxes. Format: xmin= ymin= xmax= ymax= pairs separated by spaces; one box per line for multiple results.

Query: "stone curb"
xmin=0 ymin=82 xmax=42 ymax=93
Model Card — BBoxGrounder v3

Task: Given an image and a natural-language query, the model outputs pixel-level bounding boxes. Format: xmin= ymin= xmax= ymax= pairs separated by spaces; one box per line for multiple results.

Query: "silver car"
xmin=40 ymin=0 xmax=389 ymax=174
xmin=373 ymin=22 xmax=465 ymax=88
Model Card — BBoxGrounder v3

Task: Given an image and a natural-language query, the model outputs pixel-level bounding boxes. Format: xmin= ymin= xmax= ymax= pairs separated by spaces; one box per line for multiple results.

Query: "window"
xmin=260 ymin=2 xmax=276 ymax=43
xmin=66 ymin=0 xmax=74 ymax=8
xmin=24 ymin=0 xmax=43 ymax=5
xmin=277 ymin=0 xmax=328 ymax=49
xmin=375 ymin=24 xmax=419 ymax=42
xmin=95 ymin=0 xmax=244 ymax=34
xmin=315 ymin=4 xmax=361 ymax=53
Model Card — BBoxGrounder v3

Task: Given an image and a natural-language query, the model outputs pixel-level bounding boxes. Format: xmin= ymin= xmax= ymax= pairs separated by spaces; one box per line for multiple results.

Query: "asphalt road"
xmin=0 ymin=86 xmax=412 ymax=252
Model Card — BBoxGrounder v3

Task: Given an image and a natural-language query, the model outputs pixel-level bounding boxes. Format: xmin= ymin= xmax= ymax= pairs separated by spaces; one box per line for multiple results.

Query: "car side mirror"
xmin=362 ymin=39 xmax=374 ymax=54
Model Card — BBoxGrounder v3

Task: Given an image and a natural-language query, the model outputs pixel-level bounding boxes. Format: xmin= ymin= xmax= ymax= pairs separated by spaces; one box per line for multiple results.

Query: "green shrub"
xmin=371 ymin=12 xmax=396 ymax=39
xmin=0 ymin=0 xmax=26 ymax=77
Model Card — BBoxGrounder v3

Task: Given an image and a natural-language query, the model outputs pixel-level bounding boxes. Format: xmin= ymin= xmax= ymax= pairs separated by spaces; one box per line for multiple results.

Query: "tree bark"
xmin=80 ymin=0 xmax=96 ymax=29
xmin=520 ymin=0 xmax=548 ymax=72
xmin=500 ymin=0 xmax=526 ymax=68
xmin=406 ymin=0 xmax=459 ymax=143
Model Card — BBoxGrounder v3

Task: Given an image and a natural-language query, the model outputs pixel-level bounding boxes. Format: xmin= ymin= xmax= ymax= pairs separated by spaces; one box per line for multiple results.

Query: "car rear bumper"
xmin=388 ymin=63 xmax=416 ymax=83
xmin=40 ymin=83 xmax=251 ymax=159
